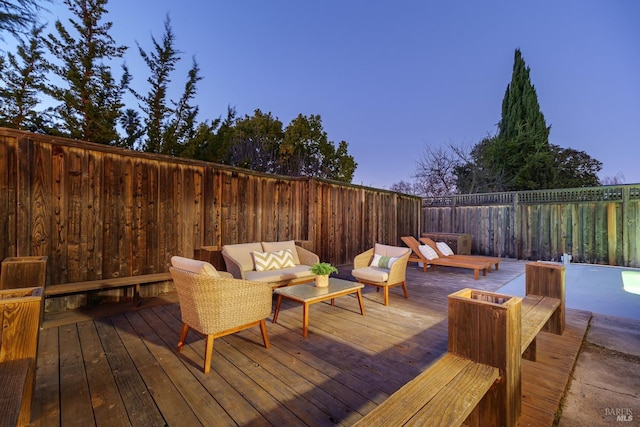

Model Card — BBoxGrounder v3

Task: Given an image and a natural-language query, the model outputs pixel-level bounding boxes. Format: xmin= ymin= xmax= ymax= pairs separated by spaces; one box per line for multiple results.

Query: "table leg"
xmin=302 ymin=302 xmax=310 ymax=337
xmin=356 ymin=289 xmax=365 ymax=316
xmin=273 ymin=295 xmax=283 ymax=324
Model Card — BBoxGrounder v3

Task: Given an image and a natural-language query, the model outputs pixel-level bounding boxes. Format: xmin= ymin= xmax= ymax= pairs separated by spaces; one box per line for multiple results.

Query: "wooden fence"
xmin=422 ymin=186 xmax=640 ymax=267
xmin=0 ymin=128 xmax=421 ymax=307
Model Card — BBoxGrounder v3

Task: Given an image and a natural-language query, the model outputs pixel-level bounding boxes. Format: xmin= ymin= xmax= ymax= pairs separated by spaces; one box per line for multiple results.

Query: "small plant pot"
xmin=316 ymin=275 xmax=329 ymax=287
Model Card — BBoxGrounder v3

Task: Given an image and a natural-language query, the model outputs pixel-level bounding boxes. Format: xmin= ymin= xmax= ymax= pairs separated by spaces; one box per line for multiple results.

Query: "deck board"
xmin=29 ymin=260 xmax=590 ymax=426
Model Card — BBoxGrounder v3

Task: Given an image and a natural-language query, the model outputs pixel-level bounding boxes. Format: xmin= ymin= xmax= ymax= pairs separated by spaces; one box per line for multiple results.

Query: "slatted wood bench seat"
xmin=0 ymin=358 xmax=32 ymax=427
xmin=520 ymin=294 xmax=562 ymax=360
xmin=357 ymin=263 xmax=567 ymax=427
xmin=520 ymin=262 xmax=566 ymax=361
xmin=44 ymin=272 xmax=173 ymax=303
xmin=353 ymin=353 xmax=500 ymax=426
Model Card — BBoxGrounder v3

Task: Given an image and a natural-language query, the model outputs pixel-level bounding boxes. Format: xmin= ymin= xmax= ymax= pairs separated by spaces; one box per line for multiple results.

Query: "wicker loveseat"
xmin=222 ymin=240 xmax=320 ymax=289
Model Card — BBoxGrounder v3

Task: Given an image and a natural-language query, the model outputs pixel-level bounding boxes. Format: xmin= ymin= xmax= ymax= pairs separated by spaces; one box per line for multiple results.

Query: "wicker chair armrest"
xmin=296 ymin=246 xmax=320 ymax=265
xmin=221 ymin=251 xmax=246 ymax=279
xmin=353 ymin=248 xmax=374 ymax=269
xmin=387 ymin=251 xmax=411 ymax=285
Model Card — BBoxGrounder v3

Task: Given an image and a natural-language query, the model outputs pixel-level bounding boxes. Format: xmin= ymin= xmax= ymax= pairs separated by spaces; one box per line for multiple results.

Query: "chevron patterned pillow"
xmin=253 ymin=249 xmax=296 ymax=271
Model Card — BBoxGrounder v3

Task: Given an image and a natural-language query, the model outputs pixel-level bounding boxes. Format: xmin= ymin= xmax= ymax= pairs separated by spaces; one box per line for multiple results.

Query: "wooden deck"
xmin=29 ymin=260 xmax=590 ymax=426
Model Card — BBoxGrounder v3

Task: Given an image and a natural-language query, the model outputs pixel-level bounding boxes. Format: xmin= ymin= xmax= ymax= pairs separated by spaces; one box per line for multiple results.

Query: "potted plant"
xmin=309 ymin=262 xmax=338 ymax=287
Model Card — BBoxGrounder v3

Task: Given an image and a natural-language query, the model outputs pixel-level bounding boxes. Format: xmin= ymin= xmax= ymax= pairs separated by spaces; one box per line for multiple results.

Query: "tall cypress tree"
xmin=492 ymin=48 xmax=555 ymax=190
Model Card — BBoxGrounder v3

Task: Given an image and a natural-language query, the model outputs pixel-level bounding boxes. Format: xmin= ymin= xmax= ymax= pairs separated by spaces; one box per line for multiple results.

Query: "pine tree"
xmin=133 ymin=16 xmax=179 ymax=154
xmin=44 ymin=0 xmax=128 ymax=144
xmin=163 ymin=57 xmax=203 ymax=157
xmin=0 ymin=0 xmax=47 ymax=41
xmin=0 ymin=24 xmax=49 ymax=131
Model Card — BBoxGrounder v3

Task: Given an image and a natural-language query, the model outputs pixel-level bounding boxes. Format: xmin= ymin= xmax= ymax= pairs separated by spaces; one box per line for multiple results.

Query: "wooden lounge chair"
xmin=420 ymin=237 xmax=501 ymax=271
xmin=400 ymin=236 xmax=491 ymax=280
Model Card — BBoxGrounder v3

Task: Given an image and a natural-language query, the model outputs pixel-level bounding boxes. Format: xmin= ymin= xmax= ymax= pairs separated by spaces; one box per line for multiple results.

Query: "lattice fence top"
xmin=423 ymin=185 xmax=640 ymax=207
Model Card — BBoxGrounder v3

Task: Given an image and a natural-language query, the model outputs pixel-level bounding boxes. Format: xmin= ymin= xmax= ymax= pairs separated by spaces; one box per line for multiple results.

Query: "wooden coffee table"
xmin=272 ymin=278 xmax=365 ymax=337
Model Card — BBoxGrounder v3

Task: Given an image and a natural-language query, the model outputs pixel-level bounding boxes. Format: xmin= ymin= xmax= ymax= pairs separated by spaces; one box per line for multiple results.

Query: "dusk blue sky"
xmin=44 ymin=1 xmax=639 ymax=189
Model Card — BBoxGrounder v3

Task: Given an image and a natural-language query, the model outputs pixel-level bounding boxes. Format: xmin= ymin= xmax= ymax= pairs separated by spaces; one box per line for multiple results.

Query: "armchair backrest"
xmin=374 ymin=243 xmax=410 ymax=258
xmin=171 ymin=256 xmax=220 ymax=276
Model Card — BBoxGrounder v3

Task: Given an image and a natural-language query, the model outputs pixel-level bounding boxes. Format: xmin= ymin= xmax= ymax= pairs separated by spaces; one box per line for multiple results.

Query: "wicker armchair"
xmin=169 ymin=259 xmax=273 ymax=373
xmin=351 ymin=244 xmax=411 ymax=306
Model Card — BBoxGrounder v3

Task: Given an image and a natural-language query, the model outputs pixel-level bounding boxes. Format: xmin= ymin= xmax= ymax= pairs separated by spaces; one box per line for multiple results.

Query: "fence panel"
xmin=423 ymin=186 xmax=640 ymax=267
xmin=0 ymin=128 xmax=421 ymax=310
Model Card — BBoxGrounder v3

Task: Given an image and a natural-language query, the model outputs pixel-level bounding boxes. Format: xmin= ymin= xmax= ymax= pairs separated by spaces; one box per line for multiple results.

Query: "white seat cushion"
xmin=351 ymin=266 xmax=389 ymax=284
xmin=245 ymin=265 xmax=315 ymax=283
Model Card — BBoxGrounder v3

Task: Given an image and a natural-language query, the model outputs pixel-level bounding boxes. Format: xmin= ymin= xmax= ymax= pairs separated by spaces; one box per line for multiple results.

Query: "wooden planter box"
xmin=194 ymin=246 xmax=226 ymax=271
xmin=448 ymin=289 xmax=522 ymax=427
xmin=0 ymin=256 xmax=48 ymax=290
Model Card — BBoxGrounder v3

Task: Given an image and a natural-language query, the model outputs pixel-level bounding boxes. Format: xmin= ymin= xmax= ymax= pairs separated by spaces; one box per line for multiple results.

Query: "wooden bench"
xmin=356 ymin=262 xmax=566 ymax=427
xmin=0 ymin=287 xmax=44 ymax=427
xmin=353 ymin=353 xmax=499 ymax=426
xmin=521 ymin=262 xmax=566 ymax=361
xmin=357 ymin=288 xmax=521 ymax=427
xmin=0 ymin=358 xmax=32 ymax=427
xmin=44 ymin=272 xmax=173 ymax=304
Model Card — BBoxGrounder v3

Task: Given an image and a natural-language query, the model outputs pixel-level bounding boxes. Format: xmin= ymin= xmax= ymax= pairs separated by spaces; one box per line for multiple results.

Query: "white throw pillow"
xmin=418 ymin=245 xmax=439 ymax=260
xmin=436 ymin=241 xmax=455 ymax=256
xmin=370 ymin=254 xmax=399 ymax=269
xmin=253 ymin=249 xmax=296 ymax=271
